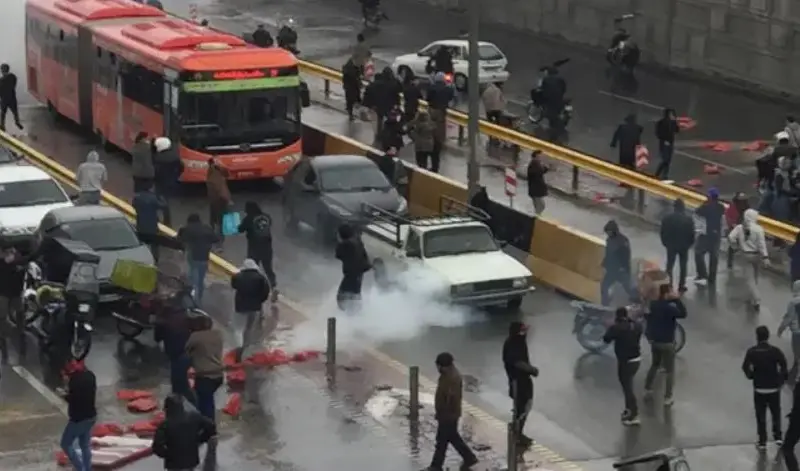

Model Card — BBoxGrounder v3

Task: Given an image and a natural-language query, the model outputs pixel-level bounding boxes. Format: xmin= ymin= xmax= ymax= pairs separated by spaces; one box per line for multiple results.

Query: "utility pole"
xmin=466 ymin=0 xmax=481 ymax=200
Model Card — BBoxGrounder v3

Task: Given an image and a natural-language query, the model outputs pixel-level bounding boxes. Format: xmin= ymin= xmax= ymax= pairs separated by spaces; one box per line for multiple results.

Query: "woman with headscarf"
xmin=231 ymin=259 xmax=270 ymax=361
xmin=152 ymin=394 xmax=216 ymax=471
xmin=205 ymin=159 xmax=231 ymax=239
xmin=729 ymin=209 xmax=770 ymax=312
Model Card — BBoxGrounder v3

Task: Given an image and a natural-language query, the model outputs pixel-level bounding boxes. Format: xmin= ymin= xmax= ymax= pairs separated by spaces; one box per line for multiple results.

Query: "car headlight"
xmin=328 ymin=204 xmax=351 ymax=217
xmin=396 ymin=197 xmax=407 ymax=214
xmin=278 ymin=152 xmax=301 ymax=165
xmin=183 ymin=159 xmax=209 ymax=170
xmin=512 ymin=277 xmax=529 ymax=288
xmin=451 ymin=284 xmax=474 ymax=296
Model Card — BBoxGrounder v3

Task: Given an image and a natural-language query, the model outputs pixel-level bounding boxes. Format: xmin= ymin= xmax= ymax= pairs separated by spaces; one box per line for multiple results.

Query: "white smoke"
xmin=283 ymin=264 xmax=482 ymax=353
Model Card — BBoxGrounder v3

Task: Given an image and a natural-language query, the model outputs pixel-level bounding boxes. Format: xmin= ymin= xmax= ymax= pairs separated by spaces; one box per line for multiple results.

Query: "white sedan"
xmin=391 ymin=39 xmax=510 ymax=91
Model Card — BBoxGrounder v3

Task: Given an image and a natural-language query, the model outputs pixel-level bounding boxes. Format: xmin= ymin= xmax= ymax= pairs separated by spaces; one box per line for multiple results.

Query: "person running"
xmin=502 ymin=321 xmax=539 ymax=446
xmin=728 ymin=208 xmax=770 ymax=312
xmin=644 ymin=283 xmax=687 ymax=406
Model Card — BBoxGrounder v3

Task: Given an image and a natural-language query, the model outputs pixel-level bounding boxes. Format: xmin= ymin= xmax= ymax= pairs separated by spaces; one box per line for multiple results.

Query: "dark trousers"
xmin=486 ymin=110 xmax=503 ymax=145
xmin=695 ymin=235 xmax=720 ymax=283
xmin=600 ymin=271 xmax=636 ymax=306
xmin=430 ymin=141 xmax=442 ymax=173
xmin=430 ymin=419 xmax=477 ymax=469
xmin=665 ymin=248 xmax=688 ymax=289
xmin=618 ymin=359 xmax=640 ymax=417
xmin=655 ymin=142 xmax=673 ymax=179
xmin=754 ymin=391 xmax=782 ymax=444
xmin=249 ymin=249 xmax=277 ymax=288
xmin=0 ymin=295 xmax=22 ymax=361
xmin=170 ymin=355 xmax=194 ymax=402
xmin=415 ymin=151 xmax=433 ymax=170
xmin=0 ymin=100 xmax=21 ymax=130
xmin=513 ymin=392 xmax=533 ymax=440
xmin=194 ymin=376 xmax=223 ymax=422
xmin=784 ymin=418 xmax=800 ymax=471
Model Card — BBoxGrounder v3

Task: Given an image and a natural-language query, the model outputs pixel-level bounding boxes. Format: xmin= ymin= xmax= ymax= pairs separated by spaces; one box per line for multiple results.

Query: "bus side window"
xmin=119 ymin=60 xmax=164 ymax=112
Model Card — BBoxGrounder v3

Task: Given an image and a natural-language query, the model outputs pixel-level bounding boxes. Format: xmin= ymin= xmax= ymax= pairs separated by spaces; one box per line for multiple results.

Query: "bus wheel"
xmin=95 ymin=131 xmax=112 ymax=151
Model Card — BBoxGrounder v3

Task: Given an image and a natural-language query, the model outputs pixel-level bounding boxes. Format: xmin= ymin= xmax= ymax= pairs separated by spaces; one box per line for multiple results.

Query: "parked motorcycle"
xmin=9 ymin=261 xmax=44 ymax=328
xmin=571 ymin=301 xmax=686 ymax=354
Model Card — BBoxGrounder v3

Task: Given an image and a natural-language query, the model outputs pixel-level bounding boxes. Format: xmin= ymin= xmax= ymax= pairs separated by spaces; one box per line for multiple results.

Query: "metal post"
xmin=324 ymin=79 xmax=330 ymax=98
xmin=409 ymin=366 xmax=420 ymax=423
xmin=326 ymin=317 xmax=336 ymax=379
xmin=636 ymin=188 xmax=646 ymax=213
xmin=571 ymin=165 xmax=579 ymax=193
xmin=466 ymin=0 xmax=481 ymax=200
xmin=506 ymin=422 xmax=518 ymax=471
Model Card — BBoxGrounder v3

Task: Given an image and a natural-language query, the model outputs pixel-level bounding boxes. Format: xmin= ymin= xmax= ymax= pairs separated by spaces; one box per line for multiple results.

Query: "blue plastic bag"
xmin=222 ymin=212 xmax=241 ymax=236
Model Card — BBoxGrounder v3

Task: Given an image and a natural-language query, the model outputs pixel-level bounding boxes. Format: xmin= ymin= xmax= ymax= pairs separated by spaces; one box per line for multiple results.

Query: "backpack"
xmin=251 ymin=214 xmax=272 ymax=239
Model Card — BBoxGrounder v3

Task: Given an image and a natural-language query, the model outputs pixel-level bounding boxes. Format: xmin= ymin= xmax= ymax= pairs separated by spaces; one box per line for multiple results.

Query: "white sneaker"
xmin=664 ymin=396 xmax=674 ymax=406
xmin=693 ymin=278 xmax=707 ymax=286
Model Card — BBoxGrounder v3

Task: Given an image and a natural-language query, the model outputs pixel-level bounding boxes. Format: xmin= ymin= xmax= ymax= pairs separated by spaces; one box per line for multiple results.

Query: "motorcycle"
xmin=571 ymin=301 xmax=686 ymax=354
xmin=10 ymin=261 xmax=44 ymax=328
xmin=112 ymin=273 xmax=209 ymax=341
xmin=614 ymin=447 xmax=690 ymax=471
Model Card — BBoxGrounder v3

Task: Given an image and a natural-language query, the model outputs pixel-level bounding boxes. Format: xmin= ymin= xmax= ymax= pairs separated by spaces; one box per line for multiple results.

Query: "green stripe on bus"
xmin=183 ymin=76 xmax=300 ymax=93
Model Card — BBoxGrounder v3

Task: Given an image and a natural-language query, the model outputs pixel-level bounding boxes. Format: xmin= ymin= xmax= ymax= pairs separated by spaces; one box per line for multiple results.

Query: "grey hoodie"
xmin=779 ymin=280 xmax=800 ymax=337
xmin=75 ymin=151 xmax=107 ymax=192
xmin=786 ymin=122 xmax=800 ymax=148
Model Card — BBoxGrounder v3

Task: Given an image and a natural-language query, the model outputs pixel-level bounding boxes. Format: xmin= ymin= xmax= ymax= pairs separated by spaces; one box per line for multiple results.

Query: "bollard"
xmin=326 ymin=317 xmax=336 ymax=380
xmin=458 ymin=125 xmax=466 ymax=145
xmin=571 ymin=165 xmax=580 ymax=193
xmin=636 ymin=188 xmax=646 ymax=213
xmin=506 ymin=422 xmax=518 ymax=471
xmin=409 ymin=366 xmax=420 ymax=423
xmin=324 ymin=79 xmax=331 ymax=98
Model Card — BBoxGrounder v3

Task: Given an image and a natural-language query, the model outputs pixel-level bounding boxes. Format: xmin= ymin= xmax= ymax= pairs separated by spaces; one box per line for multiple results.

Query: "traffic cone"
xmin=676 ymin=117 xmax=696 ymax=130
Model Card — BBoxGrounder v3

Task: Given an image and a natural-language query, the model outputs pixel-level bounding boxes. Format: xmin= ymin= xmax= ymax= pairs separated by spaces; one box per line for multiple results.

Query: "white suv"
xmin=0 ymin=164 xmax=73 ymax=249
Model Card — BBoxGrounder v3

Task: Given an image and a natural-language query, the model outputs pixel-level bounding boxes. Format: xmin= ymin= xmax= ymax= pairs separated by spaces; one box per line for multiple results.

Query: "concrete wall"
xmin=426 ymin=0 xmax=800 ymax=95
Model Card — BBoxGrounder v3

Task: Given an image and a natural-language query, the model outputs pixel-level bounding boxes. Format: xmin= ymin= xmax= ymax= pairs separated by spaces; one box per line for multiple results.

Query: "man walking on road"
xmin=526 ymin=150 xmax=549 ymax=215
xmin=654 ymin=108 xmax=679 ymax=180
xmin=659 ymin=198 xmax=694 ymax=292
xmin=177 ymin=213 xmax=219 ymax=305
xmin=603 ymin=307 xmax=643 ymax=426
xmin=75 ymin=150 xmax=107 ymax=205
xmin=778 ymin=280 xmax=800 ymax=385
xmin=601 ymin=220 xmax=636 ymax=306
xmin=426 ymin=352 xmax=479 ymax=471
xmin=644 ymin=284 xmax=687 ymax=406
xmin=610 ymin=113 xmax=642 ymax=171
xmin=502 ymin=321 xmax=539 ymax=446
xmin=742 ymin=325 xmax=787 ymax=450
xmin=0 ymin=64 xmax=23 ymax=132
xmin=60 ymin=360 xmax=97 ymax=471
xmin=693 ymin=188 xmax=725 ymax=286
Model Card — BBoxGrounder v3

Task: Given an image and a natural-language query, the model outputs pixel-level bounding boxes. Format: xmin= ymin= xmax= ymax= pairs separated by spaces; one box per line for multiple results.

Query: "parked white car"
xmin=0 ymin=164 xmax=73 ymax=250
xmin=359 ymin=198 xmax=533 ymax=310
xmin=391 ymin=39 xmax=510 ymax=91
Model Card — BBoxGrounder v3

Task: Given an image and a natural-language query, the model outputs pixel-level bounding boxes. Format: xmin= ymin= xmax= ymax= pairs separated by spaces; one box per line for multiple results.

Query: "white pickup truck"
xmin=358 ymin=198 xmax=534 ymax=310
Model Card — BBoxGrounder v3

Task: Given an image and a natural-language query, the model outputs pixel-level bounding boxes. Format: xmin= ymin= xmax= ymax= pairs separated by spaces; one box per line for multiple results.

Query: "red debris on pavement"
xmin=116 ymin=389 xmax=153 ymax=401
xmin=223 ymin=349 xmax=243 ymax=370
xmin=593 ymin=193 xmax=612 ymax=203
xmin=127 ymin=397 xmax=158 ymax=413
xmin=703 ymin=164 xmax=721 ymax=175
xmin=687 ymin=179 xmax=703 ymax=187
xmin=56 ymin=436 xmax=154 ymax=468
xmin=150 ymin=411 xmax=165 ymax=425
xmin=742 ymin=140 xmax=770 ymax=151
xmin=92 ymin=423 xmax=125 ymax=438
xmin=226 ymin=368 xmax=246 ymax=387
xmin=292 ymin=350 xmax=321 ymax=362
xmin=245 ymin=349 xmax=291 ymax=367
xmin=128 ymin=419 xmax=159 ymax=437
xmin=676 ymin=117 xmax=696 ymax=130
xmin=222 ymin=393 xmax=242 ymax=417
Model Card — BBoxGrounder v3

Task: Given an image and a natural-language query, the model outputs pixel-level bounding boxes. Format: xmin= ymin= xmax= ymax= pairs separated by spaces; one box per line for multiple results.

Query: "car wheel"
xmin=454 ymin=73 xmax=468 ymax=92
xmin=397 ymin=66 xmax=413 ymax=82
xmin=506 ymin=296 xmax=523 ymax=311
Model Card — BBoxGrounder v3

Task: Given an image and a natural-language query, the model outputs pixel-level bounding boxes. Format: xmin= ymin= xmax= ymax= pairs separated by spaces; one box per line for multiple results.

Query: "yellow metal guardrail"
xmin=297 ymin=60 xmax=800 ymax=242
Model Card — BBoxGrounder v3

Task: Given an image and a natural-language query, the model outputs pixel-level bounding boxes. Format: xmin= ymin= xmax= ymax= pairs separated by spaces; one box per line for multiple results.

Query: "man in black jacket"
xmin=784 ymin=383 xmax=800 ymax=471
xmin=742 ymin=325 xmax=788 ymax=450
xmin=177 ymin=214 xmax=220 ymax=306
xmin=610 ymin=114 xmax=642 ymax=170
xmin=502 ymin=321 xmax=539 ymax=446
xmin=654 ymin=108 xmax=679 ymax=180
xmin=153 ymin=394 xmax=216 ymax=471
xmin=644 ymin=284 xmax=687 ymax=406
xmin=603 ymin=307 xmax=643 ymax=425
xmin=601 ymin=220 xmax=636 ymax=306
xmin=659 ymin=199 xmax=695 ymax=292
xmin=60 ymin=360 xmax=96 ymax=471
xmin=231 ymin=259 xmax=270 ymax=362
xmin=693 ymin=188 xmax=725 ymax=286
xmin=0 ymin=246 xmax=26 ymax=362
xmin=335 ymin=224 xmax=371 ymax=311
xmin=526 ymin=151 xmax=549 ymax=215
xmin=238 ymin=201 xmax=278 ymax=302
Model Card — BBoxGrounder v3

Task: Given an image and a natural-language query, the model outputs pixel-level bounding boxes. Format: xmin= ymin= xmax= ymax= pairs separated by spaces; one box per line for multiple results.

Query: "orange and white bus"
xmin=25 ymin=0 xmax=308 ymax=182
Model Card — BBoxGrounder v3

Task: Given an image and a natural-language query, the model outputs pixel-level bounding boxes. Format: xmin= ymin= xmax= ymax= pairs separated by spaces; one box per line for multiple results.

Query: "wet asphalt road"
xmin=3 ymin=0 xmax=800 ymax=468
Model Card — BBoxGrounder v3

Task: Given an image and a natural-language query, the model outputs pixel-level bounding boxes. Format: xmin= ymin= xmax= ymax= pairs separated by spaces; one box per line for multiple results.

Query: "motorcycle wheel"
xmin=527 ymin=102 xmax=543 ymax=124
xmin=575 ymin=317 xmax=610 ymax=353
xmin=674 ymin=323 xmax=686 ymax=353
xmin=71 ymin=332 xmax=92 ymax=361
xmin=116 ymin=318 xmax=145 ymax=339
xmin=9 ymin=304 xmax=40 ymax=328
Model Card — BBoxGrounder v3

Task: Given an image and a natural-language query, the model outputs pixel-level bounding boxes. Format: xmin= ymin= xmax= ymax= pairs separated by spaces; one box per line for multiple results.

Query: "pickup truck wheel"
xmin=507 ymin=296 xmax=523 ymax=310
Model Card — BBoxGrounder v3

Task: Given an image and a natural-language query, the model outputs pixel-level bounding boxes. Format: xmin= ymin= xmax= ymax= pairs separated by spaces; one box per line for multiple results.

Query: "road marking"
xmin=0 ymin=411 xmax=62 ymax=425
xmin=597 ymin=90 xmax=664 ymax=111
xmin=11 ymin=366 xmax=68 ymax=416
xmin=673 ymin=149 xmax=749 ymax=175
xmin=11 ymin=109 xmax=584 ymax=471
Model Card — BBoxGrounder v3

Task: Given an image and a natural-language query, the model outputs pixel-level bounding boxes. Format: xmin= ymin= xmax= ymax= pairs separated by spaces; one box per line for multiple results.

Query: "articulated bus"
xmin=25 ymin=0 xmax=308 ymax=182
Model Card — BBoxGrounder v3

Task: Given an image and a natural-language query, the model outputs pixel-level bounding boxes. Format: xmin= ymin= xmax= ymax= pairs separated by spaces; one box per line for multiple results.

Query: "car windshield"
xmin=179 ymin=86 xmax=301 ymax=153
xmin=423 ymin=225 xmax=498 ymax=258
xmin=477 ymin=44 xmax=504 ymax=61
xmin=60 ymin=218 xmax=140 ymax=251
xmin=0 ymin=179 xmax=67 ymax=208
xmin=318 ymin=164 xmax=392 ymax=193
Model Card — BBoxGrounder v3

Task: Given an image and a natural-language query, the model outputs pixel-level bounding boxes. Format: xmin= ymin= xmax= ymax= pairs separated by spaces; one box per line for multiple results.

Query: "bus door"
xmin=162 ymin=75 xmax=180 ymax=147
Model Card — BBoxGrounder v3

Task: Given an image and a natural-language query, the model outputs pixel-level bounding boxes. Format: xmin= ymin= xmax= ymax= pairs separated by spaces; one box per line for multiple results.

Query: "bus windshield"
xmin=179 ymin=86 xmax=301 ymax=154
